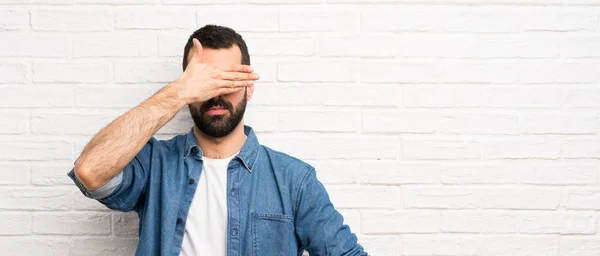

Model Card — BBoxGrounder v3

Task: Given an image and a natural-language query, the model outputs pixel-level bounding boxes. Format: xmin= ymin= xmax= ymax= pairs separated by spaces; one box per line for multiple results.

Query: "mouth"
xmin=205 ymin=106 xmax=228 ymax=116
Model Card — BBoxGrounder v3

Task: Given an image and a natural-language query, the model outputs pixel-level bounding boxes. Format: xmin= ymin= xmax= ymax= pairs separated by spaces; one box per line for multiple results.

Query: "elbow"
xmin=73 ymin=162 xmax=103 ymax=191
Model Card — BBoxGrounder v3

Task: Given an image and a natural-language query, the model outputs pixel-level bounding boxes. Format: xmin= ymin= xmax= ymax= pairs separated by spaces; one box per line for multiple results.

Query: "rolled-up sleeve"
xmin=68 ymin=168 xmax=123 ymax=200
xmin=67 ymin=137 xmax=157 ymax=212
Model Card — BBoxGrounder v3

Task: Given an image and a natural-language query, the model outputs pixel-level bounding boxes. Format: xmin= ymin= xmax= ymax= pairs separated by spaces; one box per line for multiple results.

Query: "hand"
xmin=175 ymin=38 xmax=259 ymax=104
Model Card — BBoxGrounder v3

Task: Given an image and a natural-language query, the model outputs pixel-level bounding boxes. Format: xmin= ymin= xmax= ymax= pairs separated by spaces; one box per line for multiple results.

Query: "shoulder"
xmin=259 ymin=145 xmax=315 ymax=176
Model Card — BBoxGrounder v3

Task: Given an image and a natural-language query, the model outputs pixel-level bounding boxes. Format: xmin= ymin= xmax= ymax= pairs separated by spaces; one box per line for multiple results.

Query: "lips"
xmin=205 ymin=107 xmax=227 ymax=116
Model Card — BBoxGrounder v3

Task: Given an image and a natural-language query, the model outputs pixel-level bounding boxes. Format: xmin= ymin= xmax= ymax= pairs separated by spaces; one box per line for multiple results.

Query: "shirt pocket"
xmin=252 ymin=212 xmax=294 ymax=256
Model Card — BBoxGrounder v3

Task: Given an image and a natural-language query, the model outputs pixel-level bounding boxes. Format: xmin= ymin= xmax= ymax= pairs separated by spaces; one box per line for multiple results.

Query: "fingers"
xmin=216 ymin=79 xmax=254 ymax=88
xmin=192 ymin=38 xmax=203 ymax=62
xmin=221 ymin=63 xmax=254 ymax=73
xmin=217 ymin=71 xmax=260 ymax=81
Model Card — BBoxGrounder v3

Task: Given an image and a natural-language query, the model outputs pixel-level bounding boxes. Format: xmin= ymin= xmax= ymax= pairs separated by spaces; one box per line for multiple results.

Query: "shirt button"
xmin=177 ymin=217 xmax=183 ymax=224
xmin=232 ymin=228 xmax=238 ymax=236
xmin=189 ymin=179 xmax=195 ymax=184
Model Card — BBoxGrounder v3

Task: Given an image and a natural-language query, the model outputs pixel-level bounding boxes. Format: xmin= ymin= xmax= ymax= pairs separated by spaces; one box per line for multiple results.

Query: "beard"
xmin=189 ymin=90 xmax=247 ymax=138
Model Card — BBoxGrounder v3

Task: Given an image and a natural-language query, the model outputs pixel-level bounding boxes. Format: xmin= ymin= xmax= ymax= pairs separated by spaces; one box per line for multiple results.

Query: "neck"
xmin=194 ymin=122 xmax=246 ymax=159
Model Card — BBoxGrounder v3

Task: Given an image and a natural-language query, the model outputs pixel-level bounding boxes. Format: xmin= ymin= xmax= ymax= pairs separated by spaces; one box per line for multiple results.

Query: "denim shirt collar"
xmin=183 ymin=125 xmax=259 ymax=173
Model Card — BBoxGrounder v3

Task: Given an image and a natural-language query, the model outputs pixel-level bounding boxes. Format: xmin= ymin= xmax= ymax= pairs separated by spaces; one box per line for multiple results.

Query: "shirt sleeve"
xmin=294 ymin=168 xmax=368 ymax=256
xmin=67 ymin=137 xmax=158 ymax=212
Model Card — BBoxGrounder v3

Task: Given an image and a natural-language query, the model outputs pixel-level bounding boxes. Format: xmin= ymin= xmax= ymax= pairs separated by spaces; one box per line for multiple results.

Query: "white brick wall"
xmin=1 ymin=0 xmax=600 ymax=255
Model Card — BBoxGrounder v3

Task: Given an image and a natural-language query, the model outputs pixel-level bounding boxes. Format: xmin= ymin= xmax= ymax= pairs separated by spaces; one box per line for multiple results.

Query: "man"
xmin=67 ymin=24 xmax=367 ymax=256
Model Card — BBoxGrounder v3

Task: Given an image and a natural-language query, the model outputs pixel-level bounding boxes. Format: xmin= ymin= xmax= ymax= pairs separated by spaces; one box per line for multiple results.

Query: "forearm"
xmin=74 ymin=82 xmax=187 ymax=190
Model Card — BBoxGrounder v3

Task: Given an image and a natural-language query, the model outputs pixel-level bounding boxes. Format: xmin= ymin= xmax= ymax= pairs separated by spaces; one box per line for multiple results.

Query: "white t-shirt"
xmin=180 ymin=152 xmax=238 ymax=256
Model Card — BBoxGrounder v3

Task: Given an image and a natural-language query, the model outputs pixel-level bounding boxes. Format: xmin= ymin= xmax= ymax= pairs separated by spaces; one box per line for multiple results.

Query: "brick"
xmin=338 ymin=209 xmax=361 ymax=234
xmin=362 ymin=211 xmax=439 ymax=234
xmin=0 ymin=9 xmax=29 ymax=30
xmin=0 ymin=112 xmax=28 ymax=134
xmin=565 ymin=88 xmax=600 ymax=108
xmin=279 ymin=8 xmax=359 ymax=33
xmin=328 ymin=186 xmax=401 ymax=209
xmin=250 ymin=84 xmax=321 ymax=106
xmin=442 ymin=212 xmax=518 ymax=233
xmin=114 ymin=60 xmax=181 ymax=83
xmin=323 ymin=85 xmax=401 ymax=107
xmin=114 ymin=212 xmax=139 ymax=237
xmin=565 ymin=190 xmax=600 ymax=210
xmin=0 ymin=213 xmax=31 ymax=235
xmin=439 ymin=60 xmax=518 ymax=83
xmin=403 ymin=235 xmax=478 ymax=256
xmin=442 ymin=9 xmax=520 ymax=33
xmin=521 ymin=163 xmax=597 ymax=185
xmin=0 ymin=238 xmax=69 ymax=255
xmin=403 ymin=85 xmax=480 ymax=108
xmin=278 ymin=60 xmax=357 ymax=82
xmin=482 ymin=140 xmax=561 ymax=159
xmin=164 ymin=0 xmax=234 ymax=3
xmin=278 ymin=110 xmax=359 ymax=132
xmin=198 ymin=6 xmax=278 ymax=32
xmin=362 ymin=6 xmax=441 ymax=32
xmin=31 ymin=111 xmax=119 ymax=135
xmin=73 ymin=191 xmax=110 ymax=211
xmin=441 ymin=164 xmax=519 ymax=185
xmin=33 ymin=61 xmax=112 ymax=83
xmin=0 ymin=163 xmax=29 ymax=185
xmin=320 ymin=35 xmax=398 ymax=57
xmin=362 ymin=61 xmax=437 ymax=83
xmin=31 ymin=164 xmax=75 ymax=185
xmin=520 ymin=115 xmax=597 ymax=134
xmin=308 ymin=160 xmax=359 ymax=185
xmin=360 ymin=162 xmax=439 ymax=185
xmin=75 ymin=85 xmax=159 ymax=108
xmin=359 ymin=236 xmax=401 ymax=256
xmin=0 ymin=140 xmax=72 ymax=161
xmin=242 ymin=107 xmax=278 ymax=133
xmin=245 ymin=0 xmax=320 ymax=2
xmin=403 ymin=140 xmax=480 ymax=160
xmin=33 ymin=213 xmax=111 ymax=235
xmin=518 ymin=60 xmax=600 ymax=84
xmin=71 ymin=238 xmax=138 ymax=256
xmin=481 ymin=86 xmax=561 ymax=108
xmin=362 ymin=112 xmax=438 ymax=134
xmin=76 ymin=0 xmax=157 ymax=3
xmin=482 ymin=189 xmax=560 ymax=210
xmin=560 ymin=238 xmax=600 ymax=256
xmin=404 ymin=188 xmax=480 ymax=209
xmin=0 ymin=86 xmax=73 ymax=108
xmin=31 ymin=9 xmax=113 ymax=31
xmin=521 ymin=7 xmax=598 ymax=32
xmin=564 ymin=36 xmax=600 ymax=57
xmin=246 ymin=36 xmax=317 ymax=56
xmin=399 ymin=34 xmax=560 ymax=58
xmin=0 ymin=34 xmax=69 ymax=57
xmin=563 ymin=140 xmax=600 ymax=159
xmin=74 ymin=33 xmax=157 ymax=57
xmin=0 ymin=62 xmax=28 ymax=83
xmin=440 ymin=114 xmax=519 ymax=135
xmin=115 ymin=7 xmax=196 ymax=30
xmin=0 ymin=188 xmax=72 ymax=210
xmin=520 ymin=212 xmax=595 ymax=234
xmin=480 ymin=237 xmax=558 ymax=256
xmin=158 ymin=32 xmax=194 ymax=57
xmin=250 ymin=59 xmax=276 ymax=82
xmin=260 ymin=135 xmax=399 ymax=160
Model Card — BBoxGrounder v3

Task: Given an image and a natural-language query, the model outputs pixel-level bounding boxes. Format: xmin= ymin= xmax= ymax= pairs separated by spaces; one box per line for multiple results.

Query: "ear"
xmin=245 ymin=83 xmax=255 ymax=102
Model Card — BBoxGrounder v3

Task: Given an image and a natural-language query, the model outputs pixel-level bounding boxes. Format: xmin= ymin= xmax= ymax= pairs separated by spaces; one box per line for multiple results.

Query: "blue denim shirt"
xmin=68 ymin=125 xmax=367 ymax=256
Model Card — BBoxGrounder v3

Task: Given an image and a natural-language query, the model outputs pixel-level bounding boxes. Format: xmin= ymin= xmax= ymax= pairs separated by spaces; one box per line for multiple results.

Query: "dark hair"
xmin=182 ymin=24 xmax=250 ymax=71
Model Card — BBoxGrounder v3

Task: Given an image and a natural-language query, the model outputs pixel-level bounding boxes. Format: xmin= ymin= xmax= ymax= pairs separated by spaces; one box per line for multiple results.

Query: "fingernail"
xmin=248 ymin=66 xmax=254 ymax=72
xmin=253 ymin=73 xmax=260 ymax=79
